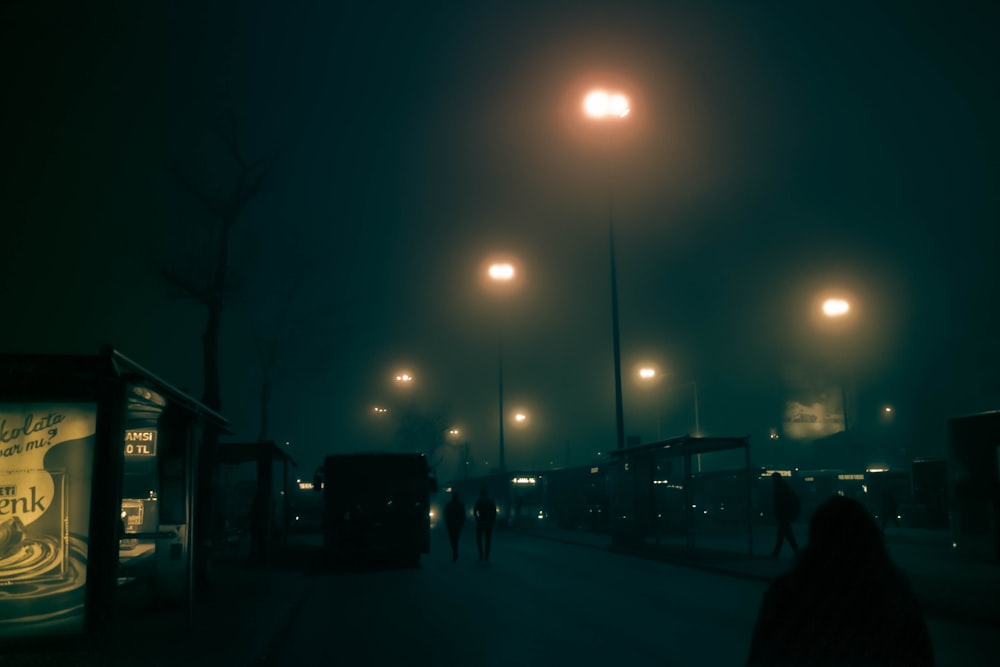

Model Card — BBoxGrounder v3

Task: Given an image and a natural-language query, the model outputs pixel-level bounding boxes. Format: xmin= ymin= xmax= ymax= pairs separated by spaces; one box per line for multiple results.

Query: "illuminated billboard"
xmin=783 ymin=391 xmax=845 ymax=440
xmin=0 ymin=404 xmax=97 ymax=637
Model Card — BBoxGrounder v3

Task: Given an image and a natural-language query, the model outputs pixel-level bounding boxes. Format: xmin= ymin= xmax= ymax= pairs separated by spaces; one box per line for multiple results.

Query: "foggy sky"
xmin=4 ymin=0 xmax=999 ymax=476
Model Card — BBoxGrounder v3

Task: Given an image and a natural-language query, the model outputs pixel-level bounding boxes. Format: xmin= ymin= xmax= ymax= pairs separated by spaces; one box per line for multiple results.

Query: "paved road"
xmin=264 ymin=527 xmax=1000 ymax=667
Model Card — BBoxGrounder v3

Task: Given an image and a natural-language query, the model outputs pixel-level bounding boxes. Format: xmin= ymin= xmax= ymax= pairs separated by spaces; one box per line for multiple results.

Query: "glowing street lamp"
xmin=637 ymin=367 xmax=663 ymax=440
xmin=822 ymin=298 xmax=850 ymax=317
xmin=488 ymin=263 xmax=515 ymax=281
xmin=821 ymin=296 xmax=853 ymax=431
xmin=484 ymin=257 xmax=521 ymax=472
xmin=584 ymin=88 xmax=631 ymax=451
xmin=637 ymin=365 xmax=701 ymax=445
xmin=584 ymin=90 xmax=631 ymax=118
xmin=446 ymin=426 xmax=471 ymax=480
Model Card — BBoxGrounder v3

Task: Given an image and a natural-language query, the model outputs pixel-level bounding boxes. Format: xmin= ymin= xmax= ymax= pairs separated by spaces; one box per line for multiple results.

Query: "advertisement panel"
xmin=0 ymin=403 xmax=97 ymax=637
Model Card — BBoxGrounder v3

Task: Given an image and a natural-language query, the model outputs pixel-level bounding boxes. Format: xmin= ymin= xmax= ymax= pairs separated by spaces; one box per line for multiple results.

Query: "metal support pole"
xmin=841 ymin=382 xmax=849 ymax=432
xmin=745 ymin=443 xmax=753 ymax=556
xmin=497 ymin=337 xmax=505 ymax=473
xmin=684 ymin=450 xmax=693 ymax=550
xmin=609 ymin=217 xmax=625 ymax=450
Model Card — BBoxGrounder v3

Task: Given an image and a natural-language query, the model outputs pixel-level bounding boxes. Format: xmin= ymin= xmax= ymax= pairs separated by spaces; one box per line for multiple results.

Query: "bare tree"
xmin=162 ymin=111 xmax=278 ymax=584
xmin=163 ymin=111 xmax=279 ymax=416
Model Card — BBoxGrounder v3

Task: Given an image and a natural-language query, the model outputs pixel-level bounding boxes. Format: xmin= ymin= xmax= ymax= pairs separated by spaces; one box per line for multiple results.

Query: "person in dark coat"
xmin=444 ymin=492 xmax=466 ymax=562
xmin=473 ymin=485 xmax=497 ymax=562
xmin=747 ymin=494 xmax=934 ymax=666
xmin=770 ymin=471 xmax=801 ymax=558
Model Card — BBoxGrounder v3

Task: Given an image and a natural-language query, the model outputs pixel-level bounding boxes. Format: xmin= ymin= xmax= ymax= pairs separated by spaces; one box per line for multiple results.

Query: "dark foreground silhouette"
xmin=747 ymin=494 xmax=934 ymax=666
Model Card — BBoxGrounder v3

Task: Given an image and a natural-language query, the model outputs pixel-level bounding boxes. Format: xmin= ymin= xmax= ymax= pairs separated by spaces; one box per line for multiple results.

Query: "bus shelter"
xmin=0 ymin=346 xmax=229 ymax=650
xmin=605 ymin=435 xmax=754 ymax=552
xmin=217 ymin=441 xmax=296 ymax=564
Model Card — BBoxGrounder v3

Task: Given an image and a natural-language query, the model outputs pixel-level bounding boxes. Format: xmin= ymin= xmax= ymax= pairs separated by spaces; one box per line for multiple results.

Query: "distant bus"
xmin=319 ymin=452 xmax=437 ymax=566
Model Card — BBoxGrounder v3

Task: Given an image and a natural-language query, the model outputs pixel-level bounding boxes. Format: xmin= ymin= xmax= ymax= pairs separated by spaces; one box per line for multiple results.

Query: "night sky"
xmin=5 ymin=1 xmax=999 ymax=478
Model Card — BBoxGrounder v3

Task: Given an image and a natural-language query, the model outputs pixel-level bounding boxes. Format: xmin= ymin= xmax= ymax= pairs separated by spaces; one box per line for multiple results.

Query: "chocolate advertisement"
xmin=0 ymin=403 xmax=97 ymax=637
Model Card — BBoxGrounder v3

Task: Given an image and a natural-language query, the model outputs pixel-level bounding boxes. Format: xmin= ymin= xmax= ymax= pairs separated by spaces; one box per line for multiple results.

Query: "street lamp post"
xmin=486 ymin=261 xmax=517 ymax=472
xmin=585 ymin=89 xmax=630 ymax=450
xmin=822 ymin=297 xmax=851 ymax=432
xmin=497 ymin=340 xmax=505 ymax=472
xmin=637 ymin=367 xmax=701 ymax=440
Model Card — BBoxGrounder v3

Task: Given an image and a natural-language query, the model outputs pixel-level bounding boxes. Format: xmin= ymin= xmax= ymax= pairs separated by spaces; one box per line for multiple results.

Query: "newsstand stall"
xmin=0 ymin=347 xmax=229 ymax=651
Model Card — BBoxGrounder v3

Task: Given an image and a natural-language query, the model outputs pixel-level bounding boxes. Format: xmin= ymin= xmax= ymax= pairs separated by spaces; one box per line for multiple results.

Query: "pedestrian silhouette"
xmin=880 ymin=488 xmax=901 ymax=533
xmin=769 ymin=472 xmax=800 ymax=558
xmin=473 ymin=486 xmax=497 ymax=562
xmin=444 ymin=492 xmax=466 ymax=562
xmin=747 ymin=494 xmax=934 ymax=666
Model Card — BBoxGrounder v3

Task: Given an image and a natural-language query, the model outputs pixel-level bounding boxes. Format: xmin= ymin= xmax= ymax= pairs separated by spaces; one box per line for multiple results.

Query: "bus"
xmin=318 ymin=452 xmax=437 ymax=566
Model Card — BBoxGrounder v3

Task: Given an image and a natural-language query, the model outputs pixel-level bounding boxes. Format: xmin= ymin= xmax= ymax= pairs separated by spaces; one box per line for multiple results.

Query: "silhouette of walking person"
xmin=769 ymin=472 xmax=800 ymax=558
xmin=473 ymin=486 xmax=497 ymax=562
xmin=747 ymin=494 xmax=934 ymax=666
xmin=880 ymin=488 xmax=900 ymax=533
xmin=444 ymin=492 xmax=466 ymax=562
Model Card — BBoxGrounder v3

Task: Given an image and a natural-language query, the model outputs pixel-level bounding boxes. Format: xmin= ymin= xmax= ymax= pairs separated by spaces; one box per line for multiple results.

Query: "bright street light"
xmin=488 ymin=263 xmax=515 ymax=281
xmin=636 ymin=365 xmax=701 ymax=447
xmin=584 ymin=90 xmax=631 ymax=118
xmin=394 ymin=372 xmax=413 ymax=383
xmin=637 ymin=366 xmax=664 ymax=440
xmin=822 ymin=298 xmax=850 ymax=317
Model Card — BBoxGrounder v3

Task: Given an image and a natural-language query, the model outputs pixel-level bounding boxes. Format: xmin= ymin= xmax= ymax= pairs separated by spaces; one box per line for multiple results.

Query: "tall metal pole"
xmin=609 ymin=216 xmax=625 ymax=450
xmin=841 ymin=382 xmax=849 ymax=432
xmin=693 ymin=381 xmax=701 ymax=436
xmin=497 ymin=335 xmax=506 ymax=472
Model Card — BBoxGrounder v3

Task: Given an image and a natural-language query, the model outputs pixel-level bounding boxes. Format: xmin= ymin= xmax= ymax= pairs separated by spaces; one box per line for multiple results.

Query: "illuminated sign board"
xmin=0 ymin=403 xmax=97 ymax=638
xmin=124 ymin=429 xmax=157 ymax=457
xmin=511 ymin=477 xmax=536 ymax=486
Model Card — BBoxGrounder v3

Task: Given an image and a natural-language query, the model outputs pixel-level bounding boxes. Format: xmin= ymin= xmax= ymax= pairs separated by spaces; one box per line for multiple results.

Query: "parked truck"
xmin=316 ymin=452 xmax=437 ymax=566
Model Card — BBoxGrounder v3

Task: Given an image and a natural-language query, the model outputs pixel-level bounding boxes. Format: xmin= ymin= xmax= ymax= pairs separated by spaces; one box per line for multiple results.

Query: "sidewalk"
xmin=4 ymin=542 xmax=315 ymax=667
xmin=511 ymin=521 xmax=1000 ymax=626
